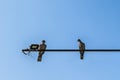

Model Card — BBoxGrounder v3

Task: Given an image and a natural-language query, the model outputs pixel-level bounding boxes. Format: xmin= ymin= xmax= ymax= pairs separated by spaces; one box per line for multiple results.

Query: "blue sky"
xmin=0 ymin=0 xmax=120 ymax=80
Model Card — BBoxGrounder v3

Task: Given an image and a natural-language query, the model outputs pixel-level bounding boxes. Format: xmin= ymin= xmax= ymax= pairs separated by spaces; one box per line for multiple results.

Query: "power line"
xmin=22 ymin=49 xmax=120 ymax=52
xmin=22 ymin=49 xmax=120 ymax=61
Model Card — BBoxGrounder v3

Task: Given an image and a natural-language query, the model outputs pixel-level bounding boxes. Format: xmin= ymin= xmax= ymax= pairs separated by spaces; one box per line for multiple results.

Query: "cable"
xmin=22 ymin=49 xmax=120 ymax=52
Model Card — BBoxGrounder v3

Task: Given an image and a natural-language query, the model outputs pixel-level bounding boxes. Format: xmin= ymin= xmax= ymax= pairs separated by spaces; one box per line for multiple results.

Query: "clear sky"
xmin=0 ymin=0 xmax=120 ymax=80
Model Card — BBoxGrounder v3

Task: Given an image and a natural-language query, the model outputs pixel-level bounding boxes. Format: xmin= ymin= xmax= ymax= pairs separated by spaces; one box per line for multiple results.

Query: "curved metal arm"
xmin=22 ymin=49 xmax=30 ymax=55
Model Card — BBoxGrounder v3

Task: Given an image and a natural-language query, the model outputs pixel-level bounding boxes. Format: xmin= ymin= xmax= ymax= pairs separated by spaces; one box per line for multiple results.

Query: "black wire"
xmin=22 ymin=49 xmax=120 ymax=52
